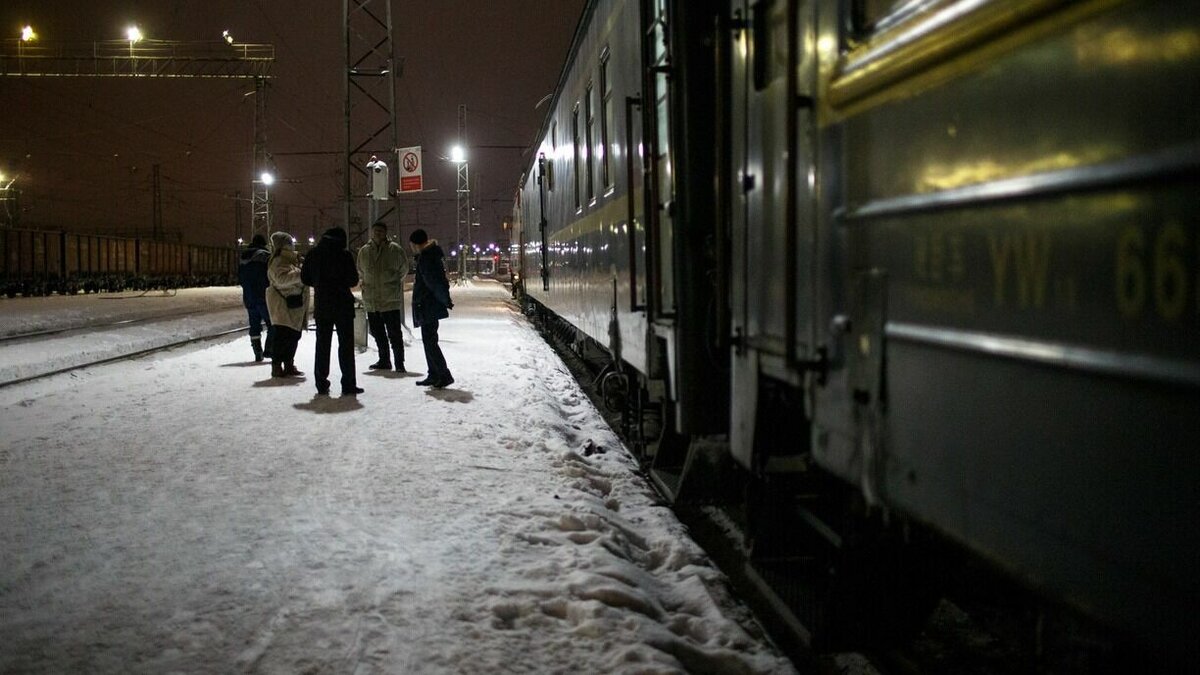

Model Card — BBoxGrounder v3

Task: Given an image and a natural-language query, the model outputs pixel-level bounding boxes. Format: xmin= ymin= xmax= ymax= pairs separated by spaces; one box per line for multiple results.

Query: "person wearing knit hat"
xmin=265 ymin=232 xmax=309 ymax=378
xmin=237 ymin=233 xmax=274 ymax=362
xmin=408 ymin=228 xmax=454 ymax=388
xmin=300 ymin=227 xmax=363 ymax=396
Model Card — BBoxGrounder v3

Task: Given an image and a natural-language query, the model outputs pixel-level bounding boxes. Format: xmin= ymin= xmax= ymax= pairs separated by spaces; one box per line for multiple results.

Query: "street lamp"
xmin=18 ymin=25 xmax=36 ymax=65
xmin=450 ymin=145 xmax=469 ymax=279
xmin=126 ymin=25 xmax=142 ymax=59
xmin=222 ymin=30 xmax=234 ymax=46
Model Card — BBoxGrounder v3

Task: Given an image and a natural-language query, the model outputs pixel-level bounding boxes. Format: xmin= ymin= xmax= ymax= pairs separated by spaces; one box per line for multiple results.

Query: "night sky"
xmin=0 ymin=1 xmax=585 ymax=249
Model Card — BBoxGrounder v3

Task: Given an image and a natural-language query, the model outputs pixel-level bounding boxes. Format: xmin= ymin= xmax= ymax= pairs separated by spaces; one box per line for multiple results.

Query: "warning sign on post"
xmin=398 ymin=146 xmax=423 ymax=193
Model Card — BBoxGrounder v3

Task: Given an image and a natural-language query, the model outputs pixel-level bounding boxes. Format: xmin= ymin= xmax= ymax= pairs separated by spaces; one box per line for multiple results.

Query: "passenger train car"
xmin=512 ymin=0 xmax=1197 ymax=666
xmin=0 ymin=227 xmax=236 ymax=296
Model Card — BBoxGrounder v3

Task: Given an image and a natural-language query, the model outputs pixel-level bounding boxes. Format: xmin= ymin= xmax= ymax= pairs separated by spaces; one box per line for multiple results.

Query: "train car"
xmin=514 ymin=0 xmax=1198 ymax=667
xmin=1 ymin=227 xmax=237 ymax=295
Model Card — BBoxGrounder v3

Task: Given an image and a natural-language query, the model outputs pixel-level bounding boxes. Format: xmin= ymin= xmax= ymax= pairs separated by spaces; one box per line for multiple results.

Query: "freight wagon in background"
xmin=0 ymin=227 xmax=237 ymax=297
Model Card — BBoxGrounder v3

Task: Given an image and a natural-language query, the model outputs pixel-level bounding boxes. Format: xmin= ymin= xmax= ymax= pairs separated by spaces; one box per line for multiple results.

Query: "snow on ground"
xmin=0 ymin=288 xmax=246 ymax=384
xmin=0 ymin=280 xmax=797 ymax=674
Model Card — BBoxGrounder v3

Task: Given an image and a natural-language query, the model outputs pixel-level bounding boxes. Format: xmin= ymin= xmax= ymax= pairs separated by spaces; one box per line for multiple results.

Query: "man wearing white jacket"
xmin=357 ymin=221 xmax=410 ymax=372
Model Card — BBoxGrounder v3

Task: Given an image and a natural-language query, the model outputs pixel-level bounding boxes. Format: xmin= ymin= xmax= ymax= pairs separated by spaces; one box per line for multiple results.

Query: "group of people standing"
xmin=237 ymin=223 xmax=453 ymax=396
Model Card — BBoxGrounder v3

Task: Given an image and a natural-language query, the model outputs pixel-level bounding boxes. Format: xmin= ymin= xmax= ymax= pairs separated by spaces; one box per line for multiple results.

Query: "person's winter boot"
xmin=284 ymin=363 xmax=304 ymax=377
xmin=251 ymin=337 xmax=264 ymax=362
xmin=271 ymin=361 xmax=285 ymax=378
xmin=392 ymin=346 xmax=405 ymax=372
xmin=369 ymin=358 xmax=391 ymax=370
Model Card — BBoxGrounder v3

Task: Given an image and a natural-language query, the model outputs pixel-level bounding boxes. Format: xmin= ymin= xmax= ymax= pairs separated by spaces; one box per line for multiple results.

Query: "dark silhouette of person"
xmin=301 ymin=227 xmax=363 ymax=396
xmin=408 ymin=228 xmax=453 ymax=388
xmin=237 ymin=233 xmax=274 ymax=362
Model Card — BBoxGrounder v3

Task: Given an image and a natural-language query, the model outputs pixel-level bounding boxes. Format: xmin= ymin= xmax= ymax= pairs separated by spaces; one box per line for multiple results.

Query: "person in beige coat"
xmin=357 ymin=221 xmax=410 ymax=371
xmin=266 ymin=231 xmax=310 ymax=378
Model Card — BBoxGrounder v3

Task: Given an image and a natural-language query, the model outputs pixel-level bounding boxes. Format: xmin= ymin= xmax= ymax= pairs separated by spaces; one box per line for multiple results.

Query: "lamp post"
xmin=126 ymin=25 xmax=142 ymax=60
xmin=250 ymin=171 xmax=275 ymax=241
xmin=18 ymin=25 xmax=35 ymax=69
xmin=450 ymin=144 xmax=469 ymax=279
xmin=0 ymin=172 xmax=16 ymax=227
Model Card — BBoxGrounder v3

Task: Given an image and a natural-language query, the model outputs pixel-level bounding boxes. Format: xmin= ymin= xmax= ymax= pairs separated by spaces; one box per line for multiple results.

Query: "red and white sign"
xmin=398 ymin=146 xmax=423 ymax=193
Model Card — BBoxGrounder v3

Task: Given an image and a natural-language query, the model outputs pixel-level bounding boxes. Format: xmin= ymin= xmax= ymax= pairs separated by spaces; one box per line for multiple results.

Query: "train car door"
xmin=729 ymin=0 xmax=820 ymax=468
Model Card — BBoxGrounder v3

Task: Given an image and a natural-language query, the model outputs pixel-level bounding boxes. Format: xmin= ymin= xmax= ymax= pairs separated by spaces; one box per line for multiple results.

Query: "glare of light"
xmin=0 ymin=172 xmax=6 ymax=183
xmin=237 ymin=237 xmax=244 ymax=245
xmin=21 ymin=25 xmax=36 ymax=42
xmin=222 ymin=30 xmax=234 ymax=45
xmin=126 ymin=26 xmax=143 ymax=43
xmin=450 ymin=145 xmax=466 ymax=163
xmin=260 ymin=172 xmax=275 ymax=186
xmin=308 ymin=236 xmax=315 ymax=245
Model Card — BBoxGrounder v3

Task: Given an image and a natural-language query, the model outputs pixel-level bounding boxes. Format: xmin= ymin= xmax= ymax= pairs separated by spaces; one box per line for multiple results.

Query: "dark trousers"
xmin=246 ymin=299 xmax=275 ymax=353
xmin=420 ymin=320 xmax=451 ymax=381
xmin=272 ymin=326 xmax=302 ymax=368
xmin=314 ymin=315 xmax=356 ymax=392
xmin=367 ymin=309 xmax=404 ymax=366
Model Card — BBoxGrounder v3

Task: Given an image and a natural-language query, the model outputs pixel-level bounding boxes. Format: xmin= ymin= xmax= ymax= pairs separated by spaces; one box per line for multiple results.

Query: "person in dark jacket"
xmin=237 ymin=233 xmax=274 ymax=362
xmin=300 ymin=227 xmax=363 ymax=396
xmin=408 ymin=228 xmax=454 ymax=388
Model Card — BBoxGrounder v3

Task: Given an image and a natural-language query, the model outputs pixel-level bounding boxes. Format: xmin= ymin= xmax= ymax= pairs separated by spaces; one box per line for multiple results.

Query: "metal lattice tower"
xmin=251 ymin=76 xmax=271 ymax=241
xmin=344 ymin=0 xmax=400 ymax=246
xmin=456 ymin=104 xmax=470 ymax=278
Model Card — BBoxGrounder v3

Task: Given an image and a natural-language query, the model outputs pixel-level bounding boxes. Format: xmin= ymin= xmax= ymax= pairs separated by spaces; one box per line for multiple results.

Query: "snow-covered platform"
xmin=0 ymin=280 xmax=795 ymax=673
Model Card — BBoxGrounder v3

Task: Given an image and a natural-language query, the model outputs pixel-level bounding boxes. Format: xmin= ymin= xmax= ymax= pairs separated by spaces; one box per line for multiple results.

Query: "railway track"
xmin=0 ymin=305 xmax=242 ymax=345
xmin=0 ymin=325 xmax=246 ymax=390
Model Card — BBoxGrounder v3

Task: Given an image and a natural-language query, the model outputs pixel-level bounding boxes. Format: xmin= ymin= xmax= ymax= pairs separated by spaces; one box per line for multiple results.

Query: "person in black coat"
xmin=408 ymin=228 xmax=454 ymax=388
xmin=237 ymin=233 xmax=274 ymax=362
xmin=300 ymin=227 xmax=363 ymax=396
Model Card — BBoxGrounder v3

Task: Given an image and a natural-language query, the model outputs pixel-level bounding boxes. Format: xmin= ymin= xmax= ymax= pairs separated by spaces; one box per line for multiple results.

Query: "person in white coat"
xmin=357 ymin=221 xmax=410 ymax=371
xmin=266 ymin=231 xmax=310 ymax=378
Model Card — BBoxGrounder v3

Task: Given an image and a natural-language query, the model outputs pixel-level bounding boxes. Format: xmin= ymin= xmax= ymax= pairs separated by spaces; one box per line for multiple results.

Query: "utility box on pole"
xmin=367 ymin=155 xmax=389 ymax=200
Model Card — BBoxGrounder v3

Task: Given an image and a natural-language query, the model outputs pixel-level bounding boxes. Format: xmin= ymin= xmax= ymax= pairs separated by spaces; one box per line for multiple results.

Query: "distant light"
xmin=0 ymin=172 xmax=6 ymax=183
xmin=222 ymin=30 xmax=234 ymax=45
xmin=237 ymin=237 xmax=244 ymax=245
xmin=126 ymin=26 xmax=143 ymax=43
xmin=450 ymin=145 xmax=466 ymax=163
xmin=307 ymin=236 xmax=315 ymax=245
xmin=21 ymin=25 xmax=36 ymax=42
xmin=260 ymin=172 xmax=275 ymax=186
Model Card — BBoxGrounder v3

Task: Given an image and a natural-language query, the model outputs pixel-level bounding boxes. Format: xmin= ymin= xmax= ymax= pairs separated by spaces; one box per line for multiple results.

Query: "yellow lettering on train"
xmin=1116 ymin=223 xmax=1190 ymax=321
xmin=989 ymin=232 xmax=1051 ymax=309
xmin=1014 ymin=232 xmax=1051 ymax=309
xmin=1116 ymin=226 xmax=1146 ymax=317
xmin=1155 ymin=221 xmax=1187 ymax=320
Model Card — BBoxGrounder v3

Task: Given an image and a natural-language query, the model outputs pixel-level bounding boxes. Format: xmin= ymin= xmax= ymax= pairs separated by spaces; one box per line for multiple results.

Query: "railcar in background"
xmin=513 ymin=0 xmax=1198 ymax=667
xmin=0 ymin=227 xmax=237 ymax=296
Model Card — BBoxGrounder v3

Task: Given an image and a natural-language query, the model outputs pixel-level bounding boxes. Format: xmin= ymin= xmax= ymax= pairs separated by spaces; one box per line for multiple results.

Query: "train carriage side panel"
xmin=819 ymin=0 xmax=1198 ymax=664
xmin=523 ymin=0 xmax=651 ymax=377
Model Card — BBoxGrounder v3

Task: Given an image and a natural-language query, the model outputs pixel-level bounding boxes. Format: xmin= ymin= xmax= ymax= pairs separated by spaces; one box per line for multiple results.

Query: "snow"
xmin=0 ymin=281 xmax=796 ymax=674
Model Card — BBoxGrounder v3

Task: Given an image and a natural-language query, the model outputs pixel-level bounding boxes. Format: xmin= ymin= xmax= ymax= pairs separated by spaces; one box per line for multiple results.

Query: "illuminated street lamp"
xmin=450 ymin=145 xmax=469 ymax=278
xmin=126 ymin=25 xmax=142 ymax=59
xmin=222 ymin=30 xmax=234 ymax=46
xmin=17 ymin=25 xmax=36 ymax=63
xmin=259 ymin=171 xmax=275 ymax=187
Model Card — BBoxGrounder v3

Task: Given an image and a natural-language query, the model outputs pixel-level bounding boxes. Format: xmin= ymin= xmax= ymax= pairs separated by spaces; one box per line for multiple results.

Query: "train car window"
xmin=573 ymin=104 xmax=582 ymax=212
xmin=586 ymin=81 xmax=596 ymax=203
xmin=600 ymin=49 xmax=613 ymax=192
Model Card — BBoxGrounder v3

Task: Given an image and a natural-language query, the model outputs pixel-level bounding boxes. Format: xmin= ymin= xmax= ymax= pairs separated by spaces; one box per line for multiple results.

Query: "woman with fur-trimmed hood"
xmin=266 ymin=231 xmax=309 ymax=378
